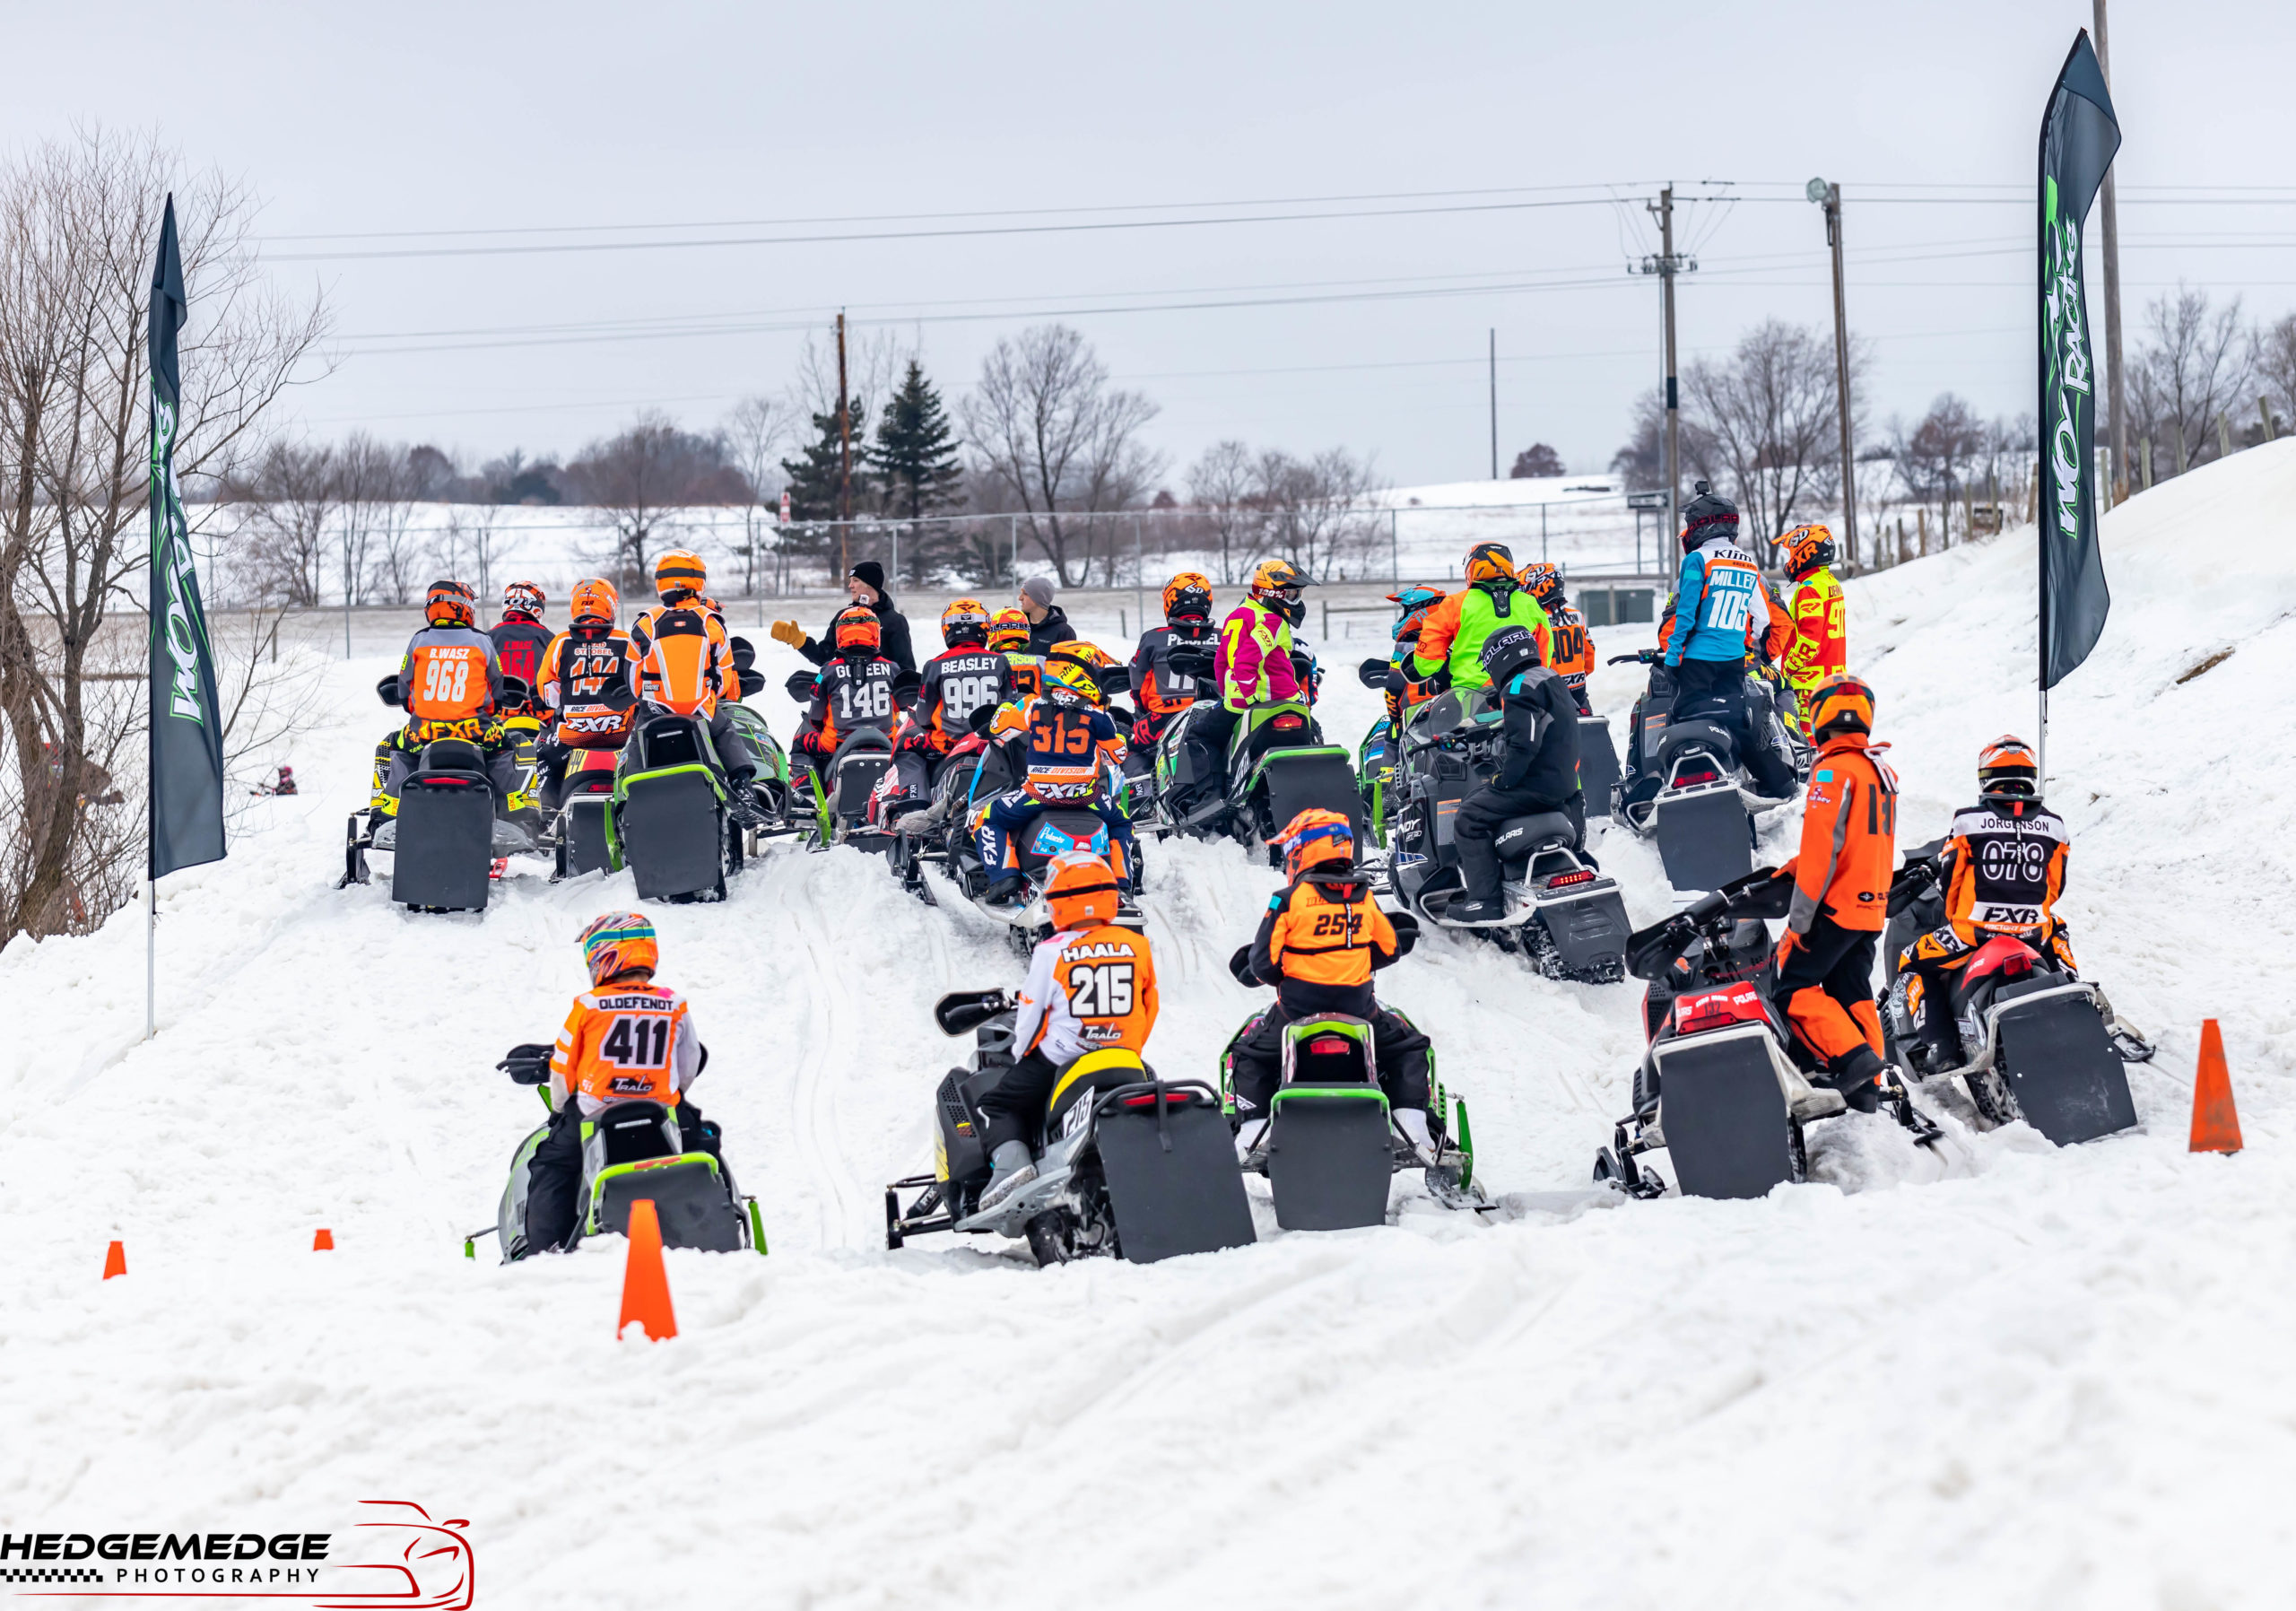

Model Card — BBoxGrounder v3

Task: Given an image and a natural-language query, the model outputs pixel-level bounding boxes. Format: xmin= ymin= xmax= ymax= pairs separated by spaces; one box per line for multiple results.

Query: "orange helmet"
xmin=653 ymin=548 xmax=708 ymax=603
xmin=941 ymin=597 xmax=990 ymax=649
xmin=578 ymin=910 xmax=657 ymax=987
xmin=425 ymin=579 xmax=476 ymax=629
xmin=502 ymin=580 xmax=546 ymax=618
xmin=1249 ymin=558 xmax=1307 ymax=598
xmin=832 ymin=605 xmax=882 ymax=655
xmin=1978 ymin=735 xmax=2039 ymax=809
xmin=1785 ymin=524 xmax=1837 ymax=580
xmin=1278 ymin=806 xmax=1354 ymax=882
xmin=1162 ymin=571 xmax=1213 ymax=623
xmin=1807 ymin=673 xmax=1875 ymax=744
xmin=1464 ymin=543 xmax=1517 ymax=584
xmin=570 ymin=578 xmax=619 ymax=627
xmin=1045 ymin=850 xmax=1119 ymax=930
xmin=986 ymin=606 xmax=1031 ymax=654
xmin=1517 ymin=561 xmax=1563 ymax=605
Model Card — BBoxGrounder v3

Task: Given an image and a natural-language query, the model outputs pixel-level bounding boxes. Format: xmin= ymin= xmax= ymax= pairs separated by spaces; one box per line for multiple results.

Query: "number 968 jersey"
xmin=1013 ymin=924 xmax=1161 ymax=1066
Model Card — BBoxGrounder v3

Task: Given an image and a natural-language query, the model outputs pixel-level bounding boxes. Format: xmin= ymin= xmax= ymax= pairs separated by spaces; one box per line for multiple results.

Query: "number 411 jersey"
xmin=547 ymin=982 xmax=702 ymax=1116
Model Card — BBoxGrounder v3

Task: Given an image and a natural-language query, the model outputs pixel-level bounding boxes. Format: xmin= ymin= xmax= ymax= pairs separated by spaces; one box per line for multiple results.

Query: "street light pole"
xmin=1811 ymin=178 xmax=1859 ymax=570
xmin=2093 ymin=0 xmax=2127 ymax=504
xmin=1632 ymin=187 xmax=1693 ymax=536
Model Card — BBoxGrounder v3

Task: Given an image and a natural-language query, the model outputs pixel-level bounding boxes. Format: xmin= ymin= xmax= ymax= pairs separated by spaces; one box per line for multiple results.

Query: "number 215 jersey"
xmin=1013 ymin=925 xmax=1160 ymax=1065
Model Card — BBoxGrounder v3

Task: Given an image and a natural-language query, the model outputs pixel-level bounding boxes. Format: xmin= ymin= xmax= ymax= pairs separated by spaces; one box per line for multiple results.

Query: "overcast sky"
xmin=5 ymin=0 xmax=2291 ymax=488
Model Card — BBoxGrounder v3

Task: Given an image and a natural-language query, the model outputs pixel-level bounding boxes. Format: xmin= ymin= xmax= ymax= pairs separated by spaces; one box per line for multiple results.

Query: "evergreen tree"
xmin=869 ymin=360 xmax=964 ymax=522
xmin=778 ymin=400 xmax=871 ymax=521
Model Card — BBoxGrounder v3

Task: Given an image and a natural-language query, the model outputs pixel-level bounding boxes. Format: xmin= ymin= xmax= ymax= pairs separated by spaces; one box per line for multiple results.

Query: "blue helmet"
xmin=1388 ymin=586 xmax=1444 ymax=642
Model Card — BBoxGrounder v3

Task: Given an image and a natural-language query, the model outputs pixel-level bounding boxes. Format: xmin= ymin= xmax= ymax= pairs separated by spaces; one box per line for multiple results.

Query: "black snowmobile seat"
xmin=593 ymin=1100 xmax=682 ymax=1166
xmin=1494 ymin=812 xmax=1578 ymax=858
xmin=1654 ymin=718 xmax=1738 ymax=776
xmin=418 ymin=737 xmax=489 ymax=777
xmin=637 ymin=717 xmax=710 ymax=771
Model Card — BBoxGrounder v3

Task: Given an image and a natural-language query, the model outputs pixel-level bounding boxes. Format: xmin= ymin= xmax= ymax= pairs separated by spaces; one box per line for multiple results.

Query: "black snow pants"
xmin=1454 ymin=784 xmax=1587 ymax=903
xmin=1229 ymin=1003 xmax=1431 ymax=1119
xmin=521 ymin=1098 xmax=722 ymax=1257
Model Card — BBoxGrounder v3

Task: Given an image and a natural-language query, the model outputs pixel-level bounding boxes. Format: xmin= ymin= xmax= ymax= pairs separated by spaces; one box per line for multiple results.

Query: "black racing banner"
xmin=147 ymin=194 xmax=226 ymax=877
xmin=2037 ymin=30 xmax=2121 ymax=690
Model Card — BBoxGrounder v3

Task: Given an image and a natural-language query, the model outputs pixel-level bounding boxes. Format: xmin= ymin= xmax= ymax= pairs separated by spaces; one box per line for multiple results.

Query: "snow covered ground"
xmin=4 ymin=446 xmax=2293 ymax=1607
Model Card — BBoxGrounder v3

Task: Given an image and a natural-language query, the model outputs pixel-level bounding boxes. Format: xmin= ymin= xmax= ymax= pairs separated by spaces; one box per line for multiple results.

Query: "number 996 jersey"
xmin=1013 ymin=925 xmax=1161 ymax=1066
xmin=548 ymin=983 xmax=701 ymax=1115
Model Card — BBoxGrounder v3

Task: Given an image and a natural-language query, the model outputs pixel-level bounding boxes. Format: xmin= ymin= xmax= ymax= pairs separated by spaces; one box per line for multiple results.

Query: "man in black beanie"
xmin=772 ymin=559 xmax=917 ymax=675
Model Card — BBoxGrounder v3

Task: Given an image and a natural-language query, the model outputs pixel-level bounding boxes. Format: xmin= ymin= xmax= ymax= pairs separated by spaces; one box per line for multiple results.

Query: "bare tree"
xmin=1890 ymin=395 xmax=1986 ymax=551
xmin=233 ymin=440 xmax=336 ymax=605
xmin=723 ymin=393 xmax=796 ymax=597
xmin=1682 ymin=320 xmax=1860 ymax=559
xmin=961 ymin=324 xmax=1163 ymax=587
xmin=337 ymin=435 xmax=426 ymax=603
xmin=0 ymin=128 xmax=329 ymax=941
xmin=1253 ymin=448 xmax=1386 ymax=581
xmin=2256 ymin=313 xmax=2296 ymax=441
xmin=563 ymin=413 xmax=746 ymax=590
xmin=2128 ymin=285 xmax=2252 ymax=480
xmin=1186 ymin=440 xmax=1258 ymax=585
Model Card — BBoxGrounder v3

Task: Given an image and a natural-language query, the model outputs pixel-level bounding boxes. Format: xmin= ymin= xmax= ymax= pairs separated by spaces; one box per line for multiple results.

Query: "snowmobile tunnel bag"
xmin=617 ymin=767 xmax=726 ymax=901
xmin=1093 ymin=1083 xmax=1258 ymax=1262
xmin=1652 ymin=1027 xmax=1797 ymax=1198
xmin=392 ymin=767 xmax=496 ymax=911
xmin=1266 ymin=1088 xmax=1393 ymax=1232
xmin=1656 ymin=784 xmax=1752 ymax=893
xmin=593 ymin=1156 xmax=744 ymax=1252
xmin=1578 ymin=717 xmax=1622 ymax=817
xmin=1993 ymin=986 xmax=2139 ymax=1146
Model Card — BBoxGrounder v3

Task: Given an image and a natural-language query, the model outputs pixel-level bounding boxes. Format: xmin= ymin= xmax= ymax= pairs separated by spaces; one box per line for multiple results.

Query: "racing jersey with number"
xmin=1129 ymin=623 xmax=1216 ymax=718
xmin=1013 ymin=923 xmax=1161 ymax=1065
xmin=909 ymin=648 xmax=1013 ymax=750
xmin=1783 ymin=568 xmax=1848 ymax=689
xmin=1938 ymin=802 xmax=2071 ymax=942
xmin=1004 ymin=684 xmax=1126 ymax=804
xmin=547 ymin=982 xmax=702 ymax=1117
xmin=489 ymin=617 xmax=554 ymax=697
xmin=539 ymin=628 xmax=640 ymax=746
xmin=1545 ymin=603 xmax=1595 ymax=695
xmin=804 ymin=653 xmax=904 ymax=751
xmin=399 ymin=624 xmax=501 ymax=721
xmin=1667 ymin=538 xmax=1771 ymax=666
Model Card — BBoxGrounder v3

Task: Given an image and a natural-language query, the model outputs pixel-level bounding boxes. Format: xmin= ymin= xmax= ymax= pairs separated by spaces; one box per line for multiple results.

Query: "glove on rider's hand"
xmin=1131 ymin=718 xmax=1157 ymax=748
xmin=769 ymin=620 xmax=807 ymax=648
xmin=1773 ymin=929 xmax=1804 ymax=971
xmin=1228 ymin=945 xmax=1265 ymax=988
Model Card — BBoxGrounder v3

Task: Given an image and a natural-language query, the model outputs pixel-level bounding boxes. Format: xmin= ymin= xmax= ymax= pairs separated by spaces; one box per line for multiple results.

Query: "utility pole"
xmin=835 ymin=309 xmax=853 ymax=570
xmin=1811 ymin=178 xmax=1860 ymax=570
xmin=2093 ymin=0 xmax=2126 ymax=505
xmin=1488 ymin=328 xmax=1499 ymax=480
xmin=1631 ymin=187 xmax=1694 ymax=535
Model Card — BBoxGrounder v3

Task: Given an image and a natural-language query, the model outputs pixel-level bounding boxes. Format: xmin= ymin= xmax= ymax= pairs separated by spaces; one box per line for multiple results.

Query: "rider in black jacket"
xmin=1447 ymin=625 xmax=1585 ymax=926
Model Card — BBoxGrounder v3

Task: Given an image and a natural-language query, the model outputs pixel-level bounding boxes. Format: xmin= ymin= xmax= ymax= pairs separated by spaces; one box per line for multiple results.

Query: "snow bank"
xmin=5 ymin=447 xmax=2296 ymax=1607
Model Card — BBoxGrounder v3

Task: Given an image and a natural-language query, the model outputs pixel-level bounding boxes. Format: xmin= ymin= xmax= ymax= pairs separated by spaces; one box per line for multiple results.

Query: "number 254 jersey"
xmin=547 ymin=982 xmax=702 ymax=1116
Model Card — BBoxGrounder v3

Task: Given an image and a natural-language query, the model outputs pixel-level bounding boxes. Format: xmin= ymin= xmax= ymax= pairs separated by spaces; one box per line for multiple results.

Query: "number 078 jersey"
xmin=547 ymin=982 xmax=702 ymax=1116
xmin=1013 ymin=925 xmax=1161 ymax=1066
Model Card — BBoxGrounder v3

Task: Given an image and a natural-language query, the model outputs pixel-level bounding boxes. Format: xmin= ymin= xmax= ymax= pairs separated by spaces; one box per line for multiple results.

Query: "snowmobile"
xmin=1218 ymin=995 xmax=1487 ymax=1229
xmin=1880 ymin=845 xmax=2150 ymax=1145
xmin=1147 ymin=644 xmax=1361 ymax=864
xmin=610 ymin=710 xmax=750 ymax=902
xmin=883 ymin=989 xmax=1257 ymax=1266
xmin=1377 ymin=683 xmax=1630 ymax=982
xmin=340 ymin=675 xmax=540 ymax=912
xmin=479 ymin=1043 xmax=765 ymax=1262
xmin=1594 ymin=869 xmax=1941 ymax=1201
xmin=1607 ymin=650 xmax=1803 ymax=894
xmin=1577 ymin=709 xmax=1623 ymax=821
xmin=781 ymin=667 xmax=908 ymax=853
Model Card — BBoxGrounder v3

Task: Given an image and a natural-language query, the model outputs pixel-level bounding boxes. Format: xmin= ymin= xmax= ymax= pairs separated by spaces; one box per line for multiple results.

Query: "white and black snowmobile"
xmin=883 ymin=990 xmax=1257 ymax=1266
xmin=1608 ymin=650 xmax=1803 ymax=895
xmin=341 ymin=674 xmax=540 ymax=912
xmin=781 ymin=666 xmax=907 ymax=853
xmin=1595 ymin=869 xmax=1941 ymax=1200
xmin=1881 ymin=847 xmax=2150 ymax=1145
xmin=479 ymin=1044 xmax=765 ymax=1262
xmin=1145 ymin=643 xmax=1362 ymax=864
xmin=1217 ymin=998 xmax=1488 ymax=1229
xmin=1378 ymin=684 xmax=1630 ymax=982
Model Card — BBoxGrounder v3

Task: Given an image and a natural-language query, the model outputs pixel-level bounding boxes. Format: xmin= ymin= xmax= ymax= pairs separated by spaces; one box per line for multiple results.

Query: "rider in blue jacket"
xmin=1663 ymin=483 xmax=1795 ymax=797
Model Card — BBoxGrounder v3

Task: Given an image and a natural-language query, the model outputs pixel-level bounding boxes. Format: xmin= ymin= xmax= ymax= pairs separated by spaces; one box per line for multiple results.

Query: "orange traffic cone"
xmin=102 ymin=1241 xmax=126 ymax=1280
xmin=616 ymin=1199 xmax=678 ymax=1342
xmin=312 ymin=1228 xmax=335 ymax=1251
xmin=2189 ymin=1019 xmax=2243 ymax=1154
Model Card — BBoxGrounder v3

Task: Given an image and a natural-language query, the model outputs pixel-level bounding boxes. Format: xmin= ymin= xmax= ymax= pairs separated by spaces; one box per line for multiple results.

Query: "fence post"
xmin=1390 ymin=508 xmax=1399 ymax=584
xmin=1134 ymin=513 xmax=1145 ymax=636
xmin=1010 ymin=514 xmax=1018 ymax=585
xmin=1321 ymin=598 xmax=1329 ymax=641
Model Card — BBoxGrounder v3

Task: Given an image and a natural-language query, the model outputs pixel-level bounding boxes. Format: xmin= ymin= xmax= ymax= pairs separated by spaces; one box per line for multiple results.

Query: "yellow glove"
xmin=769 ymin=620 xmax=807 ymax=649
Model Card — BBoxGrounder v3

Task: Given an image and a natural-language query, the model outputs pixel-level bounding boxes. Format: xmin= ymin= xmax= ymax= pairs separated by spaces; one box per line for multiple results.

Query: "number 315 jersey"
xmin=1013 ymin=924 xmax=1161 ymax=1066
xmin=548 ymin=982 xmax=702 ymax=1116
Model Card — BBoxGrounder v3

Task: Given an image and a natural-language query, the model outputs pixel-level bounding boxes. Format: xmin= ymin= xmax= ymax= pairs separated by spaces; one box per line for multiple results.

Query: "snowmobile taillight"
xmin=1119 ymin=1090 xmax=1189 ymax=1108
xmin=1273 ymin=714 xmax=1305 ymax=731
xmin=1308 ymin=1036 xmax=1352 ymax=1056
xmin=1545 ymin=869 xmax=1596 ymax=889
xmin=1674 ymin=984 xmax=1766 ymax=1036
xmin=2000 ymin=951 xmax=2034 ymax=980
xmin=1674 ymin=766 xmax=1720 ymax=787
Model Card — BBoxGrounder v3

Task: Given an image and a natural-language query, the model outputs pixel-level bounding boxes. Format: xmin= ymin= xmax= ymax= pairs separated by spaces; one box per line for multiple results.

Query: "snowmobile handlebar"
xmin=497 ymin=1042 xmax=553 ymax=1085
xmin=935 ymin=989 xmax=1014 ymax=1037
xmin=1607 ymin=650 xmax=1658 ymax=666
xmin=1886 ymin=857 xmax=1941 ymax=916
xmin=1623 ymin=868 xmax=1792 ymax=981
xmin=784 ymin=669 xmax=819 ymax=702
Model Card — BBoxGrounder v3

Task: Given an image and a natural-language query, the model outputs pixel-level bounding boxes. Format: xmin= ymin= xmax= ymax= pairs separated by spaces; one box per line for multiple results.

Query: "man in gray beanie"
xmin=1018 ymin=576 xmax=1074 ymax=657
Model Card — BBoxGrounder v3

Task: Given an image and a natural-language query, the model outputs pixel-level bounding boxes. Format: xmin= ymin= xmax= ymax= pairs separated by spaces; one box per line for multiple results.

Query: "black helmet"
xmin=1478 ymin=624 xmax=1541 ymax=685
xmin=1680 ymin=480 xmax=1740 ymax=551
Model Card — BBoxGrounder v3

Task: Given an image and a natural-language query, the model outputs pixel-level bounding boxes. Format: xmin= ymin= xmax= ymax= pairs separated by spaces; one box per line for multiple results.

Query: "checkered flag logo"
xmin=0 ymin=1567 xmax=102 ymax=1583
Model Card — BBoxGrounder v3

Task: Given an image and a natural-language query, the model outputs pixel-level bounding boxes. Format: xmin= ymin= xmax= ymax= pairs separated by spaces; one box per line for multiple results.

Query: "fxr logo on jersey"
xmin=0 ymin=1502 xmax=473 ymax=1608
